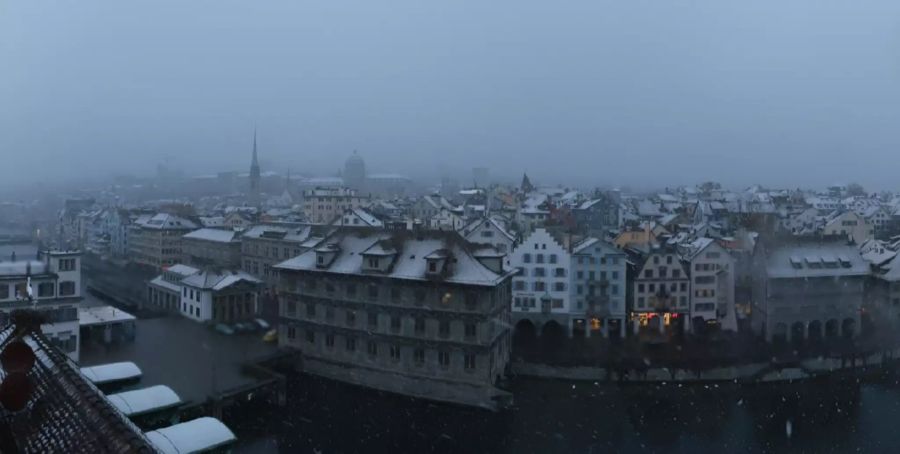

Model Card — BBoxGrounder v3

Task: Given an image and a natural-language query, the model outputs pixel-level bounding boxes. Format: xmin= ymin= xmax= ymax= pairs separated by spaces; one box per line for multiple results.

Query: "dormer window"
xmin=428 ymin=261 xmax=438 ymax=273
xmin=368 ymin=257 xmax=380 ymax=268
xmin=317 ymin=255 xmax=325 ymax=266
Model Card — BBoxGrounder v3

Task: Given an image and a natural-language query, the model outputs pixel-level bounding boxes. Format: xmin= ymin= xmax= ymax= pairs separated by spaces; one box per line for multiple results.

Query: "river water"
xmin=230 ymin=368 xmax=900 ymax=453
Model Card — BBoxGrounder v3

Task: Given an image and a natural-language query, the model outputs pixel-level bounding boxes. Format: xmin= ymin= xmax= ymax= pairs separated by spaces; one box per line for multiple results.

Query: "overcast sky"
xmin=3 ymin=0 xmax=900 ymax=192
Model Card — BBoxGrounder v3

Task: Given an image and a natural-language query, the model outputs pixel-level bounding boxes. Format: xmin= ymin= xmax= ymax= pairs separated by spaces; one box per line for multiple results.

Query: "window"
xmin=306 ymin=303 xmax=316 ymax=318
xmin=666 ymin=256 xmax=673 ymax=264
xmin=346 ymin=283 xmax=357 ymax=297
xmin=415 ymin=317 xmax=425 ymax=335
xmin=346 ymin=310 xmax=356 ymax=327
xmin=368 ymin=284 xmax=379 ymax=299
xmin=414 ymin=348 xmax=425 ymax=365
xmin=438 ymin=351 xmax=450 ymax=368
xmin=346 ymin=337 xmax=356 ymax=351
xmin=644 ymin=269 xmax=653 ymax=278
xmin=637 ymin=297 xmax=645 ymax=308
xmin=554 ymin=268 xmax=565 ymax=277
xmin=549 ymin=254 xmax=557 ymax=264
xmin=326 ymin=333 xmax=334 ymax=348
xmin=536 ymin=254 xmax=544 ymax=264
xmin=523 ymin=253 xmax=531 ymax=263
xmin=533 ymin=281 xmax=546 ymax=292
xmin=391 ymin=316 xmax=401 ymax=333
xmin=611 ymin=285 xmax=619 ymax=295
xmin=287 ymin=300 xmax=297 ymax=315
xmin=464 ymin=353 xmax=476 ymax=370
xmin=306 ymin=330 xmax=315 ymax=344
xmin=0 ymin=285 xmax=9 ymax=300
xmin=514 ymin=280 xmax=525 ymax=291
xmin=390 ymin=345 xmax=401 ymax=361
xmin=368 ymin=312 xmax=378 ymax=329
xmin=553 ymin=282 xmax=566 ymax=292
xmin=287 ymin=326 xmax=296 ymax=339
xmin=37 ymin=282 xmax=55 ymax=297
xmin=672 ymin=269 xmax=679 ymax=278
xmin=533 ymin=267 xmax=545 ymax=277
xmin=465 ymin=323 xmax=476 ymax=338
xmin=415 ymin=289 xmax=426 ymax=306
xmin=465 ymin=292 xmax=477 ymax=310
xmin=638 ymin=284 xmax=645 ymax=292
xmin=439 ymin=320 xmax=450 ymax=338
xmin=391 ymin=287 xmax=402 ymax=303
xmin=428 ymin=261 xmax=437 ymax=273
xmin=367 ymin=341 xmax=378 ymax=357
xmin=59 ymin=281 xmax=76 ymax=296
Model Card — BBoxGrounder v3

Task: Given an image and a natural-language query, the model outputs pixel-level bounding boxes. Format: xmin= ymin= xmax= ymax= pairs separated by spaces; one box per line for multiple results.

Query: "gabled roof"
xmin=182 ymin=228 xmax=239 ymax=243
xmin=181 ymin=270 xmax=262 ymax=291
xmin=276 ymin=228 xmax=514 ymax=286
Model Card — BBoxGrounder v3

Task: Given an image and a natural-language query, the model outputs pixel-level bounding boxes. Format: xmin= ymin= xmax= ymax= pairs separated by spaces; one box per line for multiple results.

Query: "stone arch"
xmin=808 ymin=320 xmax=823 ymax=342
xmin=541 ymin=320 xmax=565 ymax=339
xmin=825 ymin=319 xmax=839 ymax=339
xmin=513 ymin=319 xmax=537 ymax=344
xmin=791 ymin=322 xmax=805 ymax=344
xmin=842 ymin=318 xmax=856 ymax=339
xmin=772 ymin=322 xmax=787 ymax=343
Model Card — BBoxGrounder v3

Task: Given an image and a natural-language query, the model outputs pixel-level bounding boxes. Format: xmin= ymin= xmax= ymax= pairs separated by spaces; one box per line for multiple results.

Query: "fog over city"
xmin=3 ymin=0 xmax=900 ymax=192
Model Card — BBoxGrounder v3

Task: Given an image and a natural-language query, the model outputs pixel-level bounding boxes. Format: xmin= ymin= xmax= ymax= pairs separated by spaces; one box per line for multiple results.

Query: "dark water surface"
xmin=231 ymin=371 xmax=900 ymax=453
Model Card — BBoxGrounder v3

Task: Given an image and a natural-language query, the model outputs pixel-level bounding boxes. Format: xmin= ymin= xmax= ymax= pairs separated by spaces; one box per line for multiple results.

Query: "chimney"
xmin=10 ymin=251 xmax=16 ymax=262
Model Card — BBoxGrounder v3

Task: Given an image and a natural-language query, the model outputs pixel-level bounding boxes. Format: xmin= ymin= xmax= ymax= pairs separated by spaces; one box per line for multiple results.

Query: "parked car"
xmin=263 ymin=329 xmax=277 ymax=343
xmin=254 ymin=318 xmax=271 ymax=330
xmin=214 ymin=324 xmax=235 ymax=335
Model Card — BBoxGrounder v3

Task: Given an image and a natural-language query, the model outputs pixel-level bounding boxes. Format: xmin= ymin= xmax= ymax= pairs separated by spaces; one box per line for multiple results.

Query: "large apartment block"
xmin=275 ymin=227 xmax=515 ymax=410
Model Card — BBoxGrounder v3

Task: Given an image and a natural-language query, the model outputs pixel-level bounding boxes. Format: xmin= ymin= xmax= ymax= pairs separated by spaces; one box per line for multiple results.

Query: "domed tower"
xmin=343 ymin=150 xmax=366 ymax=190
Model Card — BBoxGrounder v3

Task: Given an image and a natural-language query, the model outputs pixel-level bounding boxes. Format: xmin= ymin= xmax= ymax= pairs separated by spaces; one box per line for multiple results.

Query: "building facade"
xmin=302 ymin=188 xmax=368 ymax=224
xmin=631 ymin=246 xmax=691 ymax=335
xmin=0 ymin=249 xmax=83 ymax=361
xmin=681 ymin=238 xmax=737 ymax=332
xmin=751 ymin=239 xmax=867 ymax=342
xmin=509 ymin=228 xmax=576 ymax=336
xmin=275 ymin=228 xmax=515 ymax=410
xmin=571 ymin=238 xmax=627 ymax=338
xmin=181 ymin=228 xmax=242 ymax=268
xmin=127 ymin=213 xmax=198 ymax=270
xmin=241 ymin=224 xmax=325 ymax=287
xmin=179 ymin=270 xmax=262 ymax=323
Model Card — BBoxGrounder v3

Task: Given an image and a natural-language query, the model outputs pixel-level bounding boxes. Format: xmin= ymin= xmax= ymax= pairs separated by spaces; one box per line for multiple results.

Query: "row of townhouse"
xmin=508 ymin=227 xmax=737 ymax=340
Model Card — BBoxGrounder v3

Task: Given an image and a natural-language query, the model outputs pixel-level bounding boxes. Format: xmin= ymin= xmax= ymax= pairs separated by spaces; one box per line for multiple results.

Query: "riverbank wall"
xmin=512 ymin=347 xmax=900 ymax=383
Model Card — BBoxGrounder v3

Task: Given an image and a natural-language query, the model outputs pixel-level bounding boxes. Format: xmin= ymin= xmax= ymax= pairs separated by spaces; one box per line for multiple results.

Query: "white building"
xmin=460 ymin=217 xmax=517 ymax=254
xmin=0 ymin=249 xmax=83 ymax=361
xmin=509 ymin=228 xmax=576 ymax=336
xmin=823 ymin=211 xmax=874 ymax=244
xmin=179 ymin=270 xmax=262 ymax=323
xmin=570 ymin=237 xmax=628 ymax=338
xmin=681 ymin=238 xmax=737 ymax=332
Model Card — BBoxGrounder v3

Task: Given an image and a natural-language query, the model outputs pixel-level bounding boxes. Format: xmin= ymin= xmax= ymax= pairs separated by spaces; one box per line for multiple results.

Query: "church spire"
xmin=249 ymin=128 xmax=261 ymax=206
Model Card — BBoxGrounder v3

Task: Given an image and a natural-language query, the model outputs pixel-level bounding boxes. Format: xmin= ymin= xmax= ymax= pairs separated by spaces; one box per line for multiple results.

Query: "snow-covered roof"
xmin=0 ymin=260 xmax=51 ymax=277
xmin=183 ymin=228 xmax=239 ymax=243
xmin=145 ymin=417 xmax=236 ymax=454
xmin=107 ymin=385 xmax=182 ymax=417
xmin=80 ymin=362 xmax=142 ymax=385
xmin=276 ymin=229 xmax=514 ymax=286
xmin=78 ymin=305 xmax=136 ymax=327
xmin=766 ymin=242 xmax=868 ymax=279
xmin=137 ymin=213 xmax=198 ymax=230
xmin=166 ymin=264 xmax=201 ymax=277
xmin=149 ymin=276 xmax=181 ymax=293
xmin=181 ymin=270 xmax=262 ymax=291
xmin=242 ymin=224 xmax=313 ymax=243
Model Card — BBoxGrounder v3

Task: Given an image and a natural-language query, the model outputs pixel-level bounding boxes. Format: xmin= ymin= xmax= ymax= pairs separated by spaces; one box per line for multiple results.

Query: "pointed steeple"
xmin=521 ymin=173 xmax=534 ymax=193
xmin=249 ymin=128 xmax=261 ymax=205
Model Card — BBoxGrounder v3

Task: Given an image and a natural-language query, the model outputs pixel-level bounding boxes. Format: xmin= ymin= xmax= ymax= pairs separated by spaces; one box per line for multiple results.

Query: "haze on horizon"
xmin=2 ymin=0 xmax=900 ymax=193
